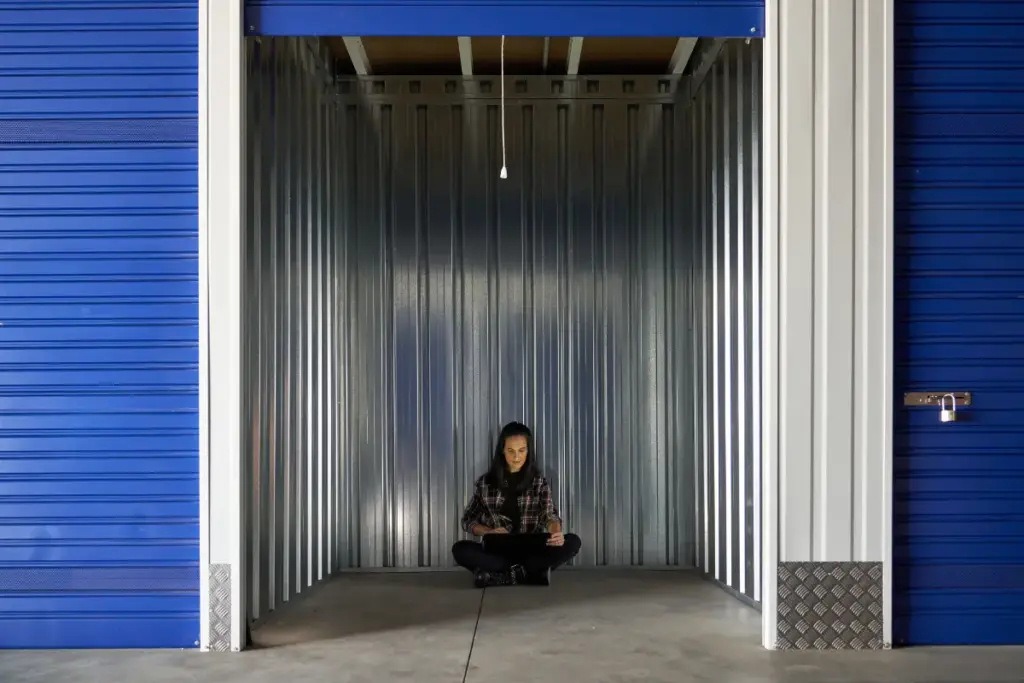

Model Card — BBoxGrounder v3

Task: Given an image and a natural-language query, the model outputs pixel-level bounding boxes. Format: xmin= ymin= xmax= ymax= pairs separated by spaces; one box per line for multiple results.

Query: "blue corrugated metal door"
xmin=894 ymin=0 xmax=1024 ymax=646
xmin=244 ymin=0 xmax=765 ymax=37
xmin=0 ymin=3 xmax=199 ymax=648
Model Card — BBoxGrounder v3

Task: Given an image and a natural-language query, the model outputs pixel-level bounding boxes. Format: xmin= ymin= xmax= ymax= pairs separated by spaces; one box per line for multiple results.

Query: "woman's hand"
xmin=486 ymin=527 xmax=509 ymax=535
xmin=547 ymin=531 xmax=565 ymax=547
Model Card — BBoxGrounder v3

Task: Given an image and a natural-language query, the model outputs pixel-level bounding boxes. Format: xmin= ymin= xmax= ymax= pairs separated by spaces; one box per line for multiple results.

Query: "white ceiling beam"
xmin=567 ymin=37 xmax=584 ymax=75
xmin=668 ymin=37 xmax=698 ymax=75
xmin=342 ymin=36 xmax=371 ymax=75
xmin=541 ymin=37 xmax=551 ymax=72
xmin=457 ymin=36 xmax=473 ymax=76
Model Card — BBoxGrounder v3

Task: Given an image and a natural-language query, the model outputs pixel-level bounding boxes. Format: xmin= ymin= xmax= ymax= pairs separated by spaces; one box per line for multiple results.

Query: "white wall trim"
xmin=852 ymin=0 xmax=895 ymax=645
xmin=760 ymin=0 xmax=781 ymax=650
xmin=763 ymin=0 xmax=893 ymax=650
xmin=880 ymin=0 xmax=894 ymax=647
xmin=197 ymin=0 xmax=210 ymax=651
xmin=814 ymin=0 xmax=856 ymax=559
xmin=777 ymin=0 xmax=817 ymax=564
xmin=198 ymin=0 xmax=246 ymax=651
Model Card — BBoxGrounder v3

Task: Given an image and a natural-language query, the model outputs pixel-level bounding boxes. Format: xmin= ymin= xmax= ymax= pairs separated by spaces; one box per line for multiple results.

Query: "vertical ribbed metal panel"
xmin=0 ymin=2 xmax=199 ymax=649
xmin=686 ymin=40 xmax=762 ymax=602
xmin=244 ymin=51 xmax=699 ymax=611
xmin=244 ymin=37 xmax=338 ymax=621
xmin=323 ymin=75 xmax=695 ymax=569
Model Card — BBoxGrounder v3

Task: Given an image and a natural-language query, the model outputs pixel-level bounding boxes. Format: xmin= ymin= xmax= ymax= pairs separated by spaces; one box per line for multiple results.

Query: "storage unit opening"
xmin=241 ymin=35 xmax=764 ymax=644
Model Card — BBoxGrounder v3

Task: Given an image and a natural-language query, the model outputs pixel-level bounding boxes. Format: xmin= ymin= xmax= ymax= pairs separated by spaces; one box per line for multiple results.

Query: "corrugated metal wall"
xmin=243 ymin=38 xmax=699 ymax=621
xmin=683 ymin=40 xmax=762 ymax=603
xmin=331 ymin=74 xmax=695 ymax=570
xmin=243 ymin=37 xmax=341 ymax=621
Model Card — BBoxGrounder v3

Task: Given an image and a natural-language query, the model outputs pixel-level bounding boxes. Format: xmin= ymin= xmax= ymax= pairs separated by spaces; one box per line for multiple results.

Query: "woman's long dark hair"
xmin=486 ymin=421 xmax=540 ymax=491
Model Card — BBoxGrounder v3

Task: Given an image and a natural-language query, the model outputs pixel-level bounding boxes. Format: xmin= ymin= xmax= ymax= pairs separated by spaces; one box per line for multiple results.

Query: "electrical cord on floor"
xmin=461 ymin=588 xmax=487 ymax=683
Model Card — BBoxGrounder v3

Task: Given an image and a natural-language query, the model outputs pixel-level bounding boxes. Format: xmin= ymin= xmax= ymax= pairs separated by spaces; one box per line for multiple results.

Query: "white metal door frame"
xmin=760 ymin=0 xmax=894 ymax=650
xmin=197 ymin=0 xmax=894 ymax=652
xmin=199 ymin=0 xmax=246 ymax=652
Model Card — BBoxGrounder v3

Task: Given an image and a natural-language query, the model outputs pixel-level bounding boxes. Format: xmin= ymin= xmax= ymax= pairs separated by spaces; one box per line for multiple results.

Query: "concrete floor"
xmin=3 ymin=570 xmax=1024 ymax=683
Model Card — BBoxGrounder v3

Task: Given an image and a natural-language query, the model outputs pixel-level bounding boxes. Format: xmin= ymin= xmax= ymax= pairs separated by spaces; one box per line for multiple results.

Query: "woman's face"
xmin=503 ymin=435 xmax=529 ymax=473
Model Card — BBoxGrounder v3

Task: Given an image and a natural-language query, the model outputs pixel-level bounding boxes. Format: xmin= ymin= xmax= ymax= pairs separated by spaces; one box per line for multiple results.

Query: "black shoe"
xmin=474 ymin=565 xmax=527 ymax=588
xmin=526 ymin=567 xmax=551 ymax=586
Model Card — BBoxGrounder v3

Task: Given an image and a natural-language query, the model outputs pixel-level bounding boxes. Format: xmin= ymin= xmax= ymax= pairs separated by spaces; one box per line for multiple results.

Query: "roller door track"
xmin=0 ymin=3 xmax=200 ymax=648
xmin=894 ymin=0 xmax=1024 ymax=645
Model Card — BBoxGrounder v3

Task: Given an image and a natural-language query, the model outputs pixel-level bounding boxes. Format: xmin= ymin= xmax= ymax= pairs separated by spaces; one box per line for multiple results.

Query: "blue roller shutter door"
xmin=0 ymin=2 xmax=200 ymax=648
xmin=894 ymin=0 xmax=1024 ymax=646
xmin=243 ymin=0 xmax=765 ymax=37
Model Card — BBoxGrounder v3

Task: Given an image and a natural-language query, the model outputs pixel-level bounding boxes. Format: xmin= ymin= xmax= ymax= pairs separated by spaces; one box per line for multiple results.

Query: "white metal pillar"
xmin=761 ymin=0 xmax=894 ymax=650
xmin=198 ymin=0 xmax=246 ymax=652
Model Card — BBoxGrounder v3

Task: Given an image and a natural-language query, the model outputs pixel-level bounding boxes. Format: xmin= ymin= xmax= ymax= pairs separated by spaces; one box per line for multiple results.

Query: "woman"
xmin=452 ymin=421 xmax=582 ymax=587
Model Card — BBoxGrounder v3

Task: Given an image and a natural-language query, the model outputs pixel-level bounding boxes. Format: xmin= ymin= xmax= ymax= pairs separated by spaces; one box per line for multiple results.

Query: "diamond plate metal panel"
xmin=776 ymin=562 xmax=883 ymax=650
xmin=209 ymin=564 xmax=232 ymax=652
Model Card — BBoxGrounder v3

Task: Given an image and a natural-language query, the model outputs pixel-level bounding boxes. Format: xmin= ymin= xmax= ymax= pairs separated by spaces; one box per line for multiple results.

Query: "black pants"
xmin=451 ymin=533 xmax=582 ymax=574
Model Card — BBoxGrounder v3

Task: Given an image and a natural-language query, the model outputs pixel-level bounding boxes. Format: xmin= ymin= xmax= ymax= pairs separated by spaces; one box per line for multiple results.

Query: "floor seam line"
xmin=461 ymin=588 xmax=486 ymax=683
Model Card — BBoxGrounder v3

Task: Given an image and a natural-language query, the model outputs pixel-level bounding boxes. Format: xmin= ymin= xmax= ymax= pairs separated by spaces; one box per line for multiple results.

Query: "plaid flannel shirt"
xmin=460 ymin=474 xmax=562 ymax=534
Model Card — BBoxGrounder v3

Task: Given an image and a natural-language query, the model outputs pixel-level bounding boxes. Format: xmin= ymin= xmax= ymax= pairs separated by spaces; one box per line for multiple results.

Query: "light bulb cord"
xmin=499 ymin=35 xmax=507 ymax=180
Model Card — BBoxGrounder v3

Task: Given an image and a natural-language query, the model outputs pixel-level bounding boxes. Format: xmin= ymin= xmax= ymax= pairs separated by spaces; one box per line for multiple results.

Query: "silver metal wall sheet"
xmin=244 ymin=37 xmax=340 ymax=621
xmin=243 ymin=39 xmax=744 ymax=607
xmin=332 ymin=77 xmax=695 ymax=570
xmin=686 ymin=39 xmax=762 ymax=603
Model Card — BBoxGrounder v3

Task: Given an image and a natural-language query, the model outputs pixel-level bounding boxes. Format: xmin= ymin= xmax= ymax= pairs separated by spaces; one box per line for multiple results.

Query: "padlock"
xmin=940 ymin=393 xmax=958 ymax=423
